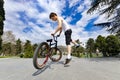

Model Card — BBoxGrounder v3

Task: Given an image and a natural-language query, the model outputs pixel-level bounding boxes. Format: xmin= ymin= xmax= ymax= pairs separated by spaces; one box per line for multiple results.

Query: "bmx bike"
xmin=33 ymin=35 xmax=62 ymax=69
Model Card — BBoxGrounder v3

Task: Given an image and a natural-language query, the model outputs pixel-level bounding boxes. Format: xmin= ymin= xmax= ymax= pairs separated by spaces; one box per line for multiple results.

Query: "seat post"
xmin=49 ymin=42 xmax=52 ymax=47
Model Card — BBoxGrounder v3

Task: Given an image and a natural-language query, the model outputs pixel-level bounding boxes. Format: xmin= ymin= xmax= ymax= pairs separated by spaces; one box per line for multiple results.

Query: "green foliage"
xmin=86 ymin=38 xmax=95 ymax=57
xmin=1 ymin=39 xmax=36 ymax=58
xmin=86 ymin=38 xmax=95 ymax=52
xmin=15 ymin=39 xmax=22 ymax=55
xmin=94 ymin=35 xmax=120 ymax=57
xmin=95 ymin=35 xmax=107 ymax=56
xmin=116 ymin=30 xmax=120 ymax=38
xmin=105 ymin=35 xmax=120 ymax=56
xmin=72 ymin=46 xmax=85 ymax=57
xmin=23 ymin=40 xmax=33 ymax=58
xmin=87 ymin=0 xmax=120 ymax=17
xmin=0 ymin=0 xmax=5 ymax=51
xmin=33 ymin=43 xmax=38 ymax=51
xmin=87 ymin=0 xmax=120 ymax=35
xmin=19 ymin=53 xmax=24 ymax=58
xmin=0 ymin=36 xmax=2 ymax=50
xmin=2 ymin=43 xmax=12 ymax=56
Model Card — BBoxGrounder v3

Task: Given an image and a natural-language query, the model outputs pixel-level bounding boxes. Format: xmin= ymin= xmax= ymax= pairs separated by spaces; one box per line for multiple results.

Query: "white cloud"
xmin=76 ymin=0 xmax=91 ymax=13
xmin=83 ymin=0 xmax=91 ymax=6
xmin=69 ymin=0 xmax=80 ymax=8
xmin=77 ymin=5 xmax=84 ymax=13
xmin=4 ymin=0 xmax=66 ymax=44
xmin=4 ymin=0 xmax=110 ymax=47
xmin=75 ymin=0 xmax=98 ymax=29
xmin=37 ymin=0 xmax=65 ymax=15
xmin=65 ymin=17 xmax=72 ymax=23
xmin=68 ymin=0 xmax=109 ymax=46
xmin=71 ymin=28 xmax=109 ymax=47
xmin=76 ymin=10 xmax=98 ymax=29
xmin=94 ymin=14 xmax=109 ymax=24
xmin=4 ymin=0 xmax=26 ymax=13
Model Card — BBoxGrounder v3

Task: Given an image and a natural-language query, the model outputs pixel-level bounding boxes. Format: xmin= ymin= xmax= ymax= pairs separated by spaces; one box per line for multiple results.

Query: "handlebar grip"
xmin=51 ymin=34 xmax=54 ymax=37
xmin=57 ymin=35 xmax=60 ymax=37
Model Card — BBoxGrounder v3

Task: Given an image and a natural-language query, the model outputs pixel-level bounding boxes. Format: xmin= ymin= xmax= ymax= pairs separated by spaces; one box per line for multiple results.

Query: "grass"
xmin=72 ymin=53 xmax=103 ymax=58
xmin=0 ymin=56 xmax=11 ymax=58
xmin=0 ymin=56 xmax=19 ymax=58
xmin=0 ymin=53 xmax=103 ymax=58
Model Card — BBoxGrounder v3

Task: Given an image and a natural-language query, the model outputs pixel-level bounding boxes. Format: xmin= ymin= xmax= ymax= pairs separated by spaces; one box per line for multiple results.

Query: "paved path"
xmin=0 ymin=56 xmax=120 ymax=80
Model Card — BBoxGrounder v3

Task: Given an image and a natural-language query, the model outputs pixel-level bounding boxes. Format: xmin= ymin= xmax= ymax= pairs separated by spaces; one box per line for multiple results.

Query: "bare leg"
xmin=64 ymin=45 xmax=72 ymax=65
xmin=71 ymin=40 xmax=77 ymax=45
xmin=71 ymin=40 xmax=80 ymax=48
xmin=67 ymin=45 xmax=71 ymax=59
xmin=67 ymin=45 xmax=71 ymax=54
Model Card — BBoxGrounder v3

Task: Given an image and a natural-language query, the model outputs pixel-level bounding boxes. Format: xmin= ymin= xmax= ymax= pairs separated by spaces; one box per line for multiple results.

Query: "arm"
xmin=52 ymin=18 xmax=62 ymax=35
xmin=58 ymin=28 xmax=62 ymax=36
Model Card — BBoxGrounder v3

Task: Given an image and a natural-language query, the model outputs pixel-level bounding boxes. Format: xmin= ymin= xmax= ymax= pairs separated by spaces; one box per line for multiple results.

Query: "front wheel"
xmin=49 ymin=47 xmax=62 ymax=62
xmin=33 ymin=42 xmax=49 ymax=69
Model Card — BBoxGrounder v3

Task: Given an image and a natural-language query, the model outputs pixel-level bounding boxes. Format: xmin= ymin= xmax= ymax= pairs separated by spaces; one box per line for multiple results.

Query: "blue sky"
xmin=4 ymin=0 xmax=109 ymax=46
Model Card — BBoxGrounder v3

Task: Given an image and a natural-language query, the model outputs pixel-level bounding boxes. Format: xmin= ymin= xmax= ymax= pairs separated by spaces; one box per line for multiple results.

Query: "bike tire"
xmin=49 ymin=47 xmax=62 ymax=62
xmin=33 ymin=42 xmax=49 ymax=69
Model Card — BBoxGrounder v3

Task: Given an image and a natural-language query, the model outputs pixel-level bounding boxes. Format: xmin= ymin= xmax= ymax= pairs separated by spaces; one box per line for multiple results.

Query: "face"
xmin=51 ymin=16 xmax=57 ymax=21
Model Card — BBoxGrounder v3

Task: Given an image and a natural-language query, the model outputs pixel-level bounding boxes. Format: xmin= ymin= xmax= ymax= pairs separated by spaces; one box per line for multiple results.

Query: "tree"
xmin=2 ymin=31 xmax=16 ymax=44
xmin=23 ymin=40 xmax=33 ymax=58
xmin=2 ymin=43 xmax=11 ymax=56
xmin=72 ymin=46 xmax=85 ymax=57
xmin=105 ymin=35 xmax=120 ymax=56
xmin=0 ymin=0 xmax=5 ymax=50
xmin=15 ymin=39 xmax=22 ymax=55
xmin=116 ymin=30 xmax=120 ymax=38
xmin=87 ymin=0 xmax=120 ymax=34
xmin=95 ymin=35 xmax=107 ymax=56
xmin=10 ymin=44 xmax=17 ymax=56
xmin=87 ymin=0 xmax=120 ymax=17
xmin=86 ymin=38 xmax=95 ymax=57
xmin=71 ymin=39 xmax=84 ymax=57
xmin=33 ymin=43 xmax=38 ymax=51
xmin=94 ymin=9 xmax=120 ymax=34
xmin=77 ymin=47 xmax=85 ymax=57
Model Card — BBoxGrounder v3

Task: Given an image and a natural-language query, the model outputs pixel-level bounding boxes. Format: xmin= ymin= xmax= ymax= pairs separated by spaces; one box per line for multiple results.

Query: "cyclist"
xmin=49 ymin=12 xmax=80 ymax=65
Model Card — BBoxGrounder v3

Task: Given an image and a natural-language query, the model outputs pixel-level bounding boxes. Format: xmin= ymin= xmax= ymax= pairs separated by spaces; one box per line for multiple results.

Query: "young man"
xmin=49 ymin=12 xmax=79 ymax=65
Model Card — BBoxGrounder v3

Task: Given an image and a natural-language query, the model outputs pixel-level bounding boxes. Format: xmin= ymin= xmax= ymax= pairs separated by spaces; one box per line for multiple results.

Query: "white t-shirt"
xmin=59 ymin=17 xmax=71 ymax=32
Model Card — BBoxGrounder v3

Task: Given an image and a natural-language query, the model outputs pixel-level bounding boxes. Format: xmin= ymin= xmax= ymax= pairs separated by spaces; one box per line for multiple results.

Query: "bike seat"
xmin=47 ymin=39 xmax=52 ymax=42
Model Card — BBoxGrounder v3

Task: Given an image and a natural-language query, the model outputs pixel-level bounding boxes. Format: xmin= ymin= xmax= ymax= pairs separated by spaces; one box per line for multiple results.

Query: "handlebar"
xmin=52 ymin=35 xmax=60 ymax=42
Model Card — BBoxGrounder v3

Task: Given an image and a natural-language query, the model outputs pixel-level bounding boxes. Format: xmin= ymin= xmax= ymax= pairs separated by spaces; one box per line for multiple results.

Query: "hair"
xmin=49 ymin=12 xmax=57 ymax=19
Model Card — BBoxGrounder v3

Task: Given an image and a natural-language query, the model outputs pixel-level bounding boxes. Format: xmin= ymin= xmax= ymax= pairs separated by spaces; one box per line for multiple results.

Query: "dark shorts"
xmin=65 ymin=29 xmax=72 ymax=45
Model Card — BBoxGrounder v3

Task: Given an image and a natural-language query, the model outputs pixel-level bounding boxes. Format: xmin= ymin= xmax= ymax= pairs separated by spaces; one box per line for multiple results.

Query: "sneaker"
xmin=75 ymin=44 xmax=80 ymax=48
xmin=64 ymin=58 xmax=72 ymax=65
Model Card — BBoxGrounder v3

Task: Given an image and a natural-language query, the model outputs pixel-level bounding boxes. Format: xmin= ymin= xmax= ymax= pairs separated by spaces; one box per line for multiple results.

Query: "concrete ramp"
xmin=0 ymin=56 xmax=120 ymax=80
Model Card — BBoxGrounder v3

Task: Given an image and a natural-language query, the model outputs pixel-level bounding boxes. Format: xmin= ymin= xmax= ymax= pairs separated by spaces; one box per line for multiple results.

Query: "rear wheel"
xmin=49 ymin=47 xmax=62 ymax=62
xmin=33 ymin=42 xmax=49 ymax=69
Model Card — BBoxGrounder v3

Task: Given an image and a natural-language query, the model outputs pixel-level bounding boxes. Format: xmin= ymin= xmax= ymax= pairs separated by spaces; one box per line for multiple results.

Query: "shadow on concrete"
xmin=32 ymin=65 xmax=50 ymax=76
xmin=32 ymin=61 xmax=64 ymax=76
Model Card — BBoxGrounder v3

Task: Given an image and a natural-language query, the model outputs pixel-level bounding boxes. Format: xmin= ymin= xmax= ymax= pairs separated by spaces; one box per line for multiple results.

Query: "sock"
xmin=75 ymin=43 xmax=79 ymax=46
xmin=67 ymin=53 xmax=71 ymax=59
xmin=75 ymin=43 xmax=80 ymax=47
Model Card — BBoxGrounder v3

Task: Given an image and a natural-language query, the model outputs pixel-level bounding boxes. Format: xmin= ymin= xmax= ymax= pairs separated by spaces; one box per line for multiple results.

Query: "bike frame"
xmin=33 ymin=35 xmax=61 ymax=69
xmin=47 ymin=35 xmax=59 ymax=48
